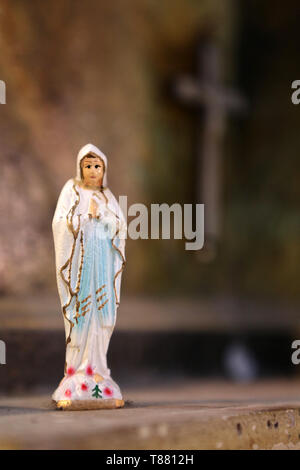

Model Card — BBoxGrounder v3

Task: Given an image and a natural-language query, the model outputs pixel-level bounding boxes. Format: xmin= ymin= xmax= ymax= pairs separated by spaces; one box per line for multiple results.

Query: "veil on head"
xmin=74 ymin=143 xmax=126 ymax=230
xmin=76 ymin=143 xmax=108 ymax=188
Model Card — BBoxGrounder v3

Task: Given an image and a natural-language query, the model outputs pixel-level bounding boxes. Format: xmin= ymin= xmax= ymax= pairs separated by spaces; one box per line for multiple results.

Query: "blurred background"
xmin=0 ymin=0 xmax=299 ymax=393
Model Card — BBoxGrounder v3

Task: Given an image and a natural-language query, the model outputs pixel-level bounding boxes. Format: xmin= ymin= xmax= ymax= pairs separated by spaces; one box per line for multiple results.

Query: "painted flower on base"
xmin=86 ymin=365 xmax=93 ymax=376
xmin=67 ymin=367 xmax=75 ymax=376
xmin=103 ymin=386 xmax=113 ymax=398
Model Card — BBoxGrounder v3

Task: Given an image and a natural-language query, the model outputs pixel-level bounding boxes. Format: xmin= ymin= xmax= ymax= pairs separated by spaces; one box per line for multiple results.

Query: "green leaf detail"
xmin=92 ymin=384 xmax=102 ymax=399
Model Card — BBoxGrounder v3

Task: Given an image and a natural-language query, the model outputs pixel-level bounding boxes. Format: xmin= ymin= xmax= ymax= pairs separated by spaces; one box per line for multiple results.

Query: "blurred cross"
xmin=174 ymin=42 xmax=247 ymax=260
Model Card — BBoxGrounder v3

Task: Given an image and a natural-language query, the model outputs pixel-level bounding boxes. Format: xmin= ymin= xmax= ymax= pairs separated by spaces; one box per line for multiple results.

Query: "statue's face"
xmin=81 ymin=155 xmax=105 ymax=188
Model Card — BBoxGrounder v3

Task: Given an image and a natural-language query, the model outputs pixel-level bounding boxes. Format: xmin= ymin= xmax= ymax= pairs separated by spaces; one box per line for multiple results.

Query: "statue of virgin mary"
xmin=52 ymin=143 xmax=126 ymax=410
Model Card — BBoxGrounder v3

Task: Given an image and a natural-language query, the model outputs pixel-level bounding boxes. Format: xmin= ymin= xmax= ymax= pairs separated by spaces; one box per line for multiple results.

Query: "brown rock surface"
xmin=1 ymin=379 xmax=300 ymax=449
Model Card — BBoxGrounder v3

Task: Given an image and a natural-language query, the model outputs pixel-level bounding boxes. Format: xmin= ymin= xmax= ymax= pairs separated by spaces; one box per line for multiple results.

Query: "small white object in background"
xmin=223 ymin=341 xmax=259 ymax=382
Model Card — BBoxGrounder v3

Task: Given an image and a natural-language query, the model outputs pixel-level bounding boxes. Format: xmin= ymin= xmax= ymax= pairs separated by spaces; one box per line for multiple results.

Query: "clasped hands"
xmin=88 ymin=197 xmax=126 ymax=237
xmin=88 ymin=197 xmax=101 ymax=219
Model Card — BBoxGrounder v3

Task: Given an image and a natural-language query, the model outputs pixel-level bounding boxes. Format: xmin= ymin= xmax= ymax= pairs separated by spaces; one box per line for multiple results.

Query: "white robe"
xmin=52 ymin=144 xmax=126 ymax=403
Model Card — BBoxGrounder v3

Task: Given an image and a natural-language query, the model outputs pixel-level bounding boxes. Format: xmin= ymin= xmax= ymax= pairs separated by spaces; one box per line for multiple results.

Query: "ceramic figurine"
xmin=52 ymin=143 xmax=126 ymax=410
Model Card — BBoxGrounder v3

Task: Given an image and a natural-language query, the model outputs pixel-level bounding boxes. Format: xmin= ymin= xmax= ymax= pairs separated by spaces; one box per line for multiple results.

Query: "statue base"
xmin=53 ymin=398 xmax=125 ymax=411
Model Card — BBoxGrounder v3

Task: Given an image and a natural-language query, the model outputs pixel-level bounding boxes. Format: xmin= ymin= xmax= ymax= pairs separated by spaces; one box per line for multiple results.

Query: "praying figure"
xmin=52 ymin=143 xmax=126 ymax=410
